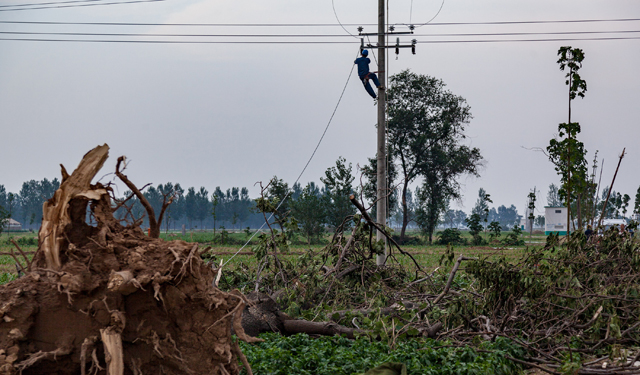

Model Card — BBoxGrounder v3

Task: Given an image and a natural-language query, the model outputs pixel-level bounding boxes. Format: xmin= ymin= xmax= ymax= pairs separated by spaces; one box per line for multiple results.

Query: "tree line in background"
xmin=2 ymin=67 xmax=640 ymax=240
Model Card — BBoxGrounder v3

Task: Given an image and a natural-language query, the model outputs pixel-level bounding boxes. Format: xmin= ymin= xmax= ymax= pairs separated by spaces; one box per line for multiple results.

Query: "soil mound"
xmin=0 ymin=145 xmax=256 ymax=375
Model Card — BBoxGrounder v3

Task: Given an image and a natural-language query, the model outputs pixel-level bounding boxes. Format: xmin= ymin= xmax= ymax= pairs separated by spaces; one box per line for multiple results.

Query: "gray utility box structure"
xmin=545 ymin=206 xmax=568 ymax=235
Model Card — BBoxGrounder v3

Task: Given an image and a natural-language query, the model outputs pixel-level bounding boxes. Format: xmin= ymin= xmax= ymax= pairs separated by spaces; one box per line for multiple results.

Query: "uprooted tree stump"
xmin=0 ymin=144 xmax=259 ymax=375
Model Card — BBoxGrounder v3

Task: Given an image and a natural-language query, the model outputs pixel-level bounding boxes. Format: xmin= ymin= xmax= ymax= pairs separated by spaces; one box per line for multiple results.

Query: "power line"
xmin=0 ymin=38 xmax=355 ymax=43
xmin=0 ymin=0 xmax=164 ymax=11
xmin=415 ymin=36 xmax=640 ymax=43
xmin=1 ymin=29 xmax=639 ymax=38
xmin=419 ymin=0 xmax=445 ymax=26
xmin=407 ymin=18 xmax=640 ymax=27
xmin=0 ymin=0 xmax=120 ymax=8
xmin=222 ymin=53 xmax=358 ymax=267
xmin=331 ymin=0 xmax=358 ymax=38
xmin=1 ymin=17 xmax=640 ymax=27
xmin=3 ymin=35 xmax=639 ymax=44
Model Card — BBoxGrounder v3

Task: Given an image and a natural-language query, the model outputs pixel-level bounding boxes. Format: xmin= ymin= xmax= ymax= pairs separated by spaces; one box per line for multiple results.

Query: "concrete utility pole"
xmin=375 ymin=0 xmax=387 ymax=266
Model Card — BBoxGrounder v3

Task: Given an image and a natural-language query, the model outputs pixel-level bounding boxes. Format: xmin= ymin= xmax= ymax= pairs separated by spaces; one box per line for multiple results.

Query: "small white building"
xmin=4 ymin=218 xmax=22 ymax=231
xmin=545 ymin=206 xmax=568 ymax=235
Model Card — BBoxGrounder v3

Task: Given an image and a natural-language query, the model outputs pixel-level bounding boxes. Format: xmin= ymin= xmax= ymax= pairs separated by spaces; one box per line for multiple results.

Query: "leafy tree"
xmin=415 ymin=144 xmax=482 ymax=244
xmin=0 ymin=205 xmax=9 ymax=235
xmin=387 ymin=70 xmax=481 ymax=243
xmin=0 ymin=185 xmax=6 ymax=209
xmin=0 ymin=186 xmax=13 ymax=233
xmin=264 ymin=177 xmax=292 ymax=232
xmin=597 ymin=187 xmax=617 ymax=219
xmin=547 ymin=183 xmax=562 ymax=207
xmin=465 ymin=213 xmax=485 ymax=246
xmin=443 ymin=208 xmax=467 ymax=229
xmin=548 ymin=46 xmax=588 ymax=230
xmin=436 ymin=228 xmax=466 ymax=246
xmin=211 ymin=191 xmax=220 ymax=233
xmin=195 ymin=187 xmax=210 ymax=229
xmin=17 ymin=178 xmax=60 ymax=229
xmin=291 ymin=182 xmax=326 ymax=244
xmin=320 ymin=157 xmax=356 ymax=230
xmin=622 ymin=194 xmax=631 ymax=219
xmin=184 ymin=187 xmax=197 ymax=228
xmin=472 ymin=188 xmax=493 ymax=229
xmin=502 ymin=224 xmax=525 ymax=246
xmin=488 ymin=221 xmax=502 ymax=241
xmin=291 ymin=182 xmax=303 ymax=201
xmin=211 ymin=187 xmax=226 ymax=229
xmin=224 ymin=187 xmax=252 ymax=229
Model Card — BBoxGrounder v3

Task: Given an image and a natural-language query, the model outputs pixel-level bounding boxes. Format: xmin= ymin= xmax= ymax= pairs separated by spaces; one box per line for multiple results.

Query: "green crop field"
xmin=0 ymin=228 xmax=538 ymax=285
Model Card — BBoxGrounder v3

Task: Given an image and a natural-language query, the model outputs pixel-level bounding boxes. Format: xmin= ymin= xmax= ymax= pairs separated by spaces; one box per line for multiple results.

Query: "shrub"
xmin=436 ymin=228 xmax=466 ymax=246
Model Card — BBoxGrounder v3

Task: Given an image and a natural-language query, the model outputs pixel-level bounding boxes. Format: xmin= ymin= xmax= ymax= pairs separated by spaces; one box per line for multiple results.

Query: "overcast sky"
xmin=1 ymin=0 xmax=639 ymax=217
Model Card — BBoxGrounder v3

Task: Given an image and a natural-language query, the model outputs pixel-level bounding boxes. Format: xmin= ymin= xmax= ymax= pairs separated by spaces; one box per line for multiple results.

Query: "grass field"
xmin=0 ymin=228 xmax=545 ymax=285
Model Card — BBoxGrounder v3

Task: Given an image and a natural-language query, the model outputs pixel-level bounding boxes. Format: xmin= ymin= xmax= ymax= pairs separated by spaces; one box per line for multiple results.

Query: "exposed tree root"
xmin=0 ymin=145 xmax=258 ymax=375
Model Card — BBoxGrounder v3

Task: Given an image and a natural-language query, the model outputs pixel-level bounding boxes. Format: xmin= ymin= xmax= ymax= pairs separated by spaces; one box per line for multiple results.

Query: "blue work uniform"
xmin=354 ymin=56 xmax=381 ymax=99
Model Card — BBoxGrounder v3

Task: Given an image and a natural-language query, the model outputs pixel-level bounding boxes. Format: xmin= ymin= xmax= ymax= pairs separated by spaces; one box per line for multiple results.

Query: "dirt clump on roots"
xmin=0 ymin=144 xmax=258 ymax=375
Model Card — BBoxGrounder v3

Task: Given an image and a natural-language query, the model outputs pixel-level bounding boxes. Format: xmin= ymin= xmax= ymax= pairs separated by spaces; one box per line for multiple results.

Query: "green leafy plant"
xmin=502 ymin=224 xmax=524 ymax=246
xmin=238 ymin=333 xmax=524 ymax=375
xmin=436 ymin=228 xmax=466 ymax=246
xmin=465 ymin=213 xmax=485 ymax=245
xmin=488 ymin=221 xmax=501 ymax=241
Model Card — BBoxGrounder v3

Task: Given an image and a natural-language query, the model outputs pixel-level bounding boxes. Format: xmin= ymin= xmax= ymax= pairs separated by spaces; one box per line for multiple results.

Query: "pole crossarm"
xmin=358 ymin=31 xmax=413 ymax=36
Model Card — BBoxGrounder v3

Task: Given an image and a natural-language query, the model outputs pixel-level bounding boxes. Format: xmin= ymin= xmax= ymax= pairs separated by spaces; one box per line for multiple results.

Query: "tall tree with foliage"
xmin=195 ymin=187 xmax=210 ymax=229
xmin=321 ymin=157 xmax=356 ymax=230
xmin=472 ymin=188 xmax=493 ymax=227
xmin=265 ymin=177 xmax=292 ymax=232
xmin=0 ymin=205 xmax=9 ymax=235
xmin=415 ymin=144 xmax=483 ymax=244
xmin=548 ymin=46 xmax=588 ymax=231
xmin=546 ymin=183 xmax=562 ymax=207
xmin=291 ymin=182 xmax=326 ymax=244
xmin=184 ymin=187 xmax=197 ymax=229
xmin=387 ymin=69 xmax=481 ymax=242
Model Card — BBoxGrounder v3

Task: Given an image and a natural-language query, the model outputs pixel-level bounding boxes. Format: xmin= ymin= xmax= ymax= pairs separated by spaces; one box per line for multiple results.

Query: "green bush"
xmin=239 ymin=333 xmax=524 ymax=375
xmin=502 ymin=225 xmax=524 ymax=246
xmin=435 ymin=228 xmax=466 ymax=246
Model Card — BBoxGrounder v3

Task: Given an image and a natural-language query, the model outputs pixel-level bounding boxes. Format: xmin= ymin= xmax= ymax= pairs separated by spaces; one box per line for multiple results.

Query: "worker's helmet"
xmin=362 ymin=49 xmax=369 ymax=56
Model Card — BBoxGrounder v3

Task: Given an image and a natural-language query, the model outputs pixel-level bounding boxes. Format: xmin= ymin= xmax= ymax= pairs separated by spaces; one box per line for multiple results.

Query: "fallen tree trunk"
xmin=283 ymin=320 xmax=365 ymax=339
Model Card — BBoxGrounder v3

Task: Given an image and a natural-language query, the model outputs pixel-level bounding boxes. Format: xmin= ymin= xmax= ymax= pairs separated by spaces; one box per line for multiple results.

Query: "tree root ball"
xmin=0 ymin=145 xmax=257 ymax=375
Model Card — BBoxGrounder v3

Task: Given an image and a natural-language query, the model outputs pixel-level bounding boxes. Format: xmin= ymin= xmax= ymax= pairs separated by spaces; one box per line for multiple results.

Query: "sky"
xmin=1 ymin=0 xmax=639 ymax=218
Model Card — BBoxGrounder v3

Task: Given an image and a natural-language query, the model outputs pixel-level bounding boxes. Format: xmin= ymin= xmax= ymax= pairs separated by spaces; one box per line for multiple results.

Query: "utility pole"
xmin=375 ymin=0 xmax=387 ymax=266
xmin=359 ymin=0 xmax=414 ymax=265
